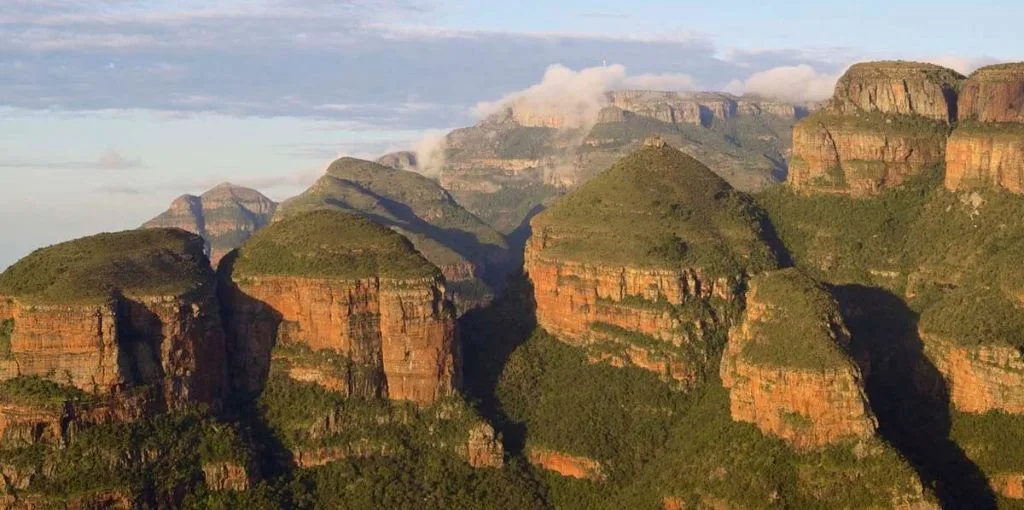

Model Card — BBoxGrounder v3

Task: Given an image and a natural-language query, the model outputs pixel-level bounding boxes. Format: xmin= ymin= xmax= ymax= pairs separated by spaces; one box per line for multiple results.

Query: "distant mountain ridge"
xmin=142 ymin=183 xmax=278 ymax=266
xmin=379 ymin=89 xmax=814 ymax=233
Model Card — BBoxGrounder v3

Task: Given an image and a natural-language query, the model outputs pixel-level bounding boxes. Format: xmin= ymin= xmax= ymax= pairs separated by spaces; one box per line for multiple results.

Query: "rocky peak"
xmin=220 ymin=210 xmax=459 ymax=405
xmin=829 ymin=61 xmax=964 ymax=123
xmin=0 ymin=229 xmax=228 ymax=412
xmin=143 ymin=184 xmax=278 ymax=266
xmin=958 ymin=63 xmax=1024 ymax=123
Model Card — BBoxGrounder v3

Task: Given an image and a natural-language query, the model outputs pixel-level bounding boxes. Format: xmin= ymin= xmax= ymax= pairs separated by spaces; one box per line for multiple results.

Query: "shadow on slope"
xmin=833 ymin=284 xmax=996 ymax=509
xmin=458 ymin=272 xmax=538 ymax=456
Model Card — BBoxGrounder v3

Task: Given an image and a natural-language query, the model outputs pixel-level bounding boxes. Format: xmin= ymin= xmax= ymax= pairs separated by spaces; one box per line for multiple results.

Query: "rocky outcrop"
xmin=0 ymin=230 xmax=228 ymax=412
xmin=526 ymin=142 xmax=777 ymax=383
xmin=921 ymin=333 xmax=1024 ymax=414
xmin=830 ymin=61 xmax=963 ymax=123
xmin=944 ymin=63 xmax=1024 ymax=193
xmin=944 ymin=124 xmax=1024 ymax=193
xmin=221 ymin=211 xmax=459 ymax=405
xmin=789 ymin=115 xmax=947 ymax=196
xmin=721 ymin=270 xmax=877 ymax=450
xmin=789 ymin=62 xmax=960 ymax=196
xmin=990 ymin=473 xmax=1024 ymax=500
xmin=526 ymin=448 xmax=605 ymax=480
xmin=376 ymin=151 xmax=419 ymax=172
xmin=143 ymin=183 xmax=277 ymax=266
xmin=202 ymin=462 xmax=251 ymax=492
xmin=462 ymin=422 xmax=504 ymax=469
xmin=958 ymin=63 xmax=1024 ymax=124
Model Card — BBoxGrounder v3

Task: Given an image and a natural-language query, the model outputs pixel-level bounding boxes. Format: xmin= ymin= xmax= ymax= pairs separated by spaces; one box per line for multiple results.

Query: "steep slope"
xmin=789 ymin=61 xmax=961 ymax=196
xmin=946 ymin=63 xmax=1024 ymax=194
xmin=525 ymin=138 xmax=779 ymax=385
xmin=0 ymin=228 xmax=227 ymax=411
xmin=143 ymin=183 xmax=277 ymax=266
xmin=219 ymin=210 xmax=459 ymax=404
xmin=721 ymin=269 xmax=876 ymax=449
xmin=276 ymin=157 xmax=510 ymax=312
xmin=387 ymin=90 xmax=807 ymax=234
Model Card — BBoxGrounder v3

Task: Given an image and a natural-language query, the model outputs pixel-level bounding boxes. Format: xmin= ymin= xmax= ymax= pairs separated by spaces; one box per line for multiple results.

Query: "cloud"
xmin=724 ymin=64 xmax=842 ymax=103
xmin=0 ymin=149 xmax=144 ymax=171
xmin=472 ymin=64 xmax=697 ymax=128
xmin=925 ymin=55 xmax=1003 ymax=75
xmin=96 ymin=149 xmax=143 ymax=170
xmin=409 ymin=130 xmax=448 ymax=178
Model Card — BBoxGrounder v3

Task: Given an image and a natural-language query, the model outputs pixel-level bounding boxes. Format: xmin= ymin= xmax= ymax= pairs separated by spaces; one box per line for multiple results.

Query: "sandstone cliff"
xmin=143 ymin=183 xmax=277 ymax=266
xmin=526 ymin=140 xmax=778 ymax=383
xmin=958 ymin=63 xmax=1024 ymax=124
xmin=830 ymin=61 xmax=963 ymax=123
xmin=789 ymin=61 xmax=959 ymax=196
xmin=276 ymin=157 xmax=509 ymax=313
xmin=0 ymin=229 xmax=228 ymax=412
xmin=720 ymin=269 xmax=877 ymax=449
xmin=221 ymin=210 xmax=459 ymax=405
xmin=944 ymin=63 xmax=1024 ymax=194
xmin=945 ymin=123 xmax=1024 ymax=193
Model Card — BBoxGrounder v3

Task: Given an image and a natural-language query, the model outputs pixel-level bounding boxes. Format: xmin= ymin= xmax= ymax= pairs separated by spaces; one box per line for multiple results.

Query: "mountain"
xmin=381 ymin=90 xmax=810 ymax=234
xmin=275 ymin=157 xmax=511 ymax=312
xmin=525 ymin=137 xmax=779 ymax=384
xmin=142 ymin=183 xmax=278 ymax=266
xmin=759 ymin=59 xmax=1024 ymax=506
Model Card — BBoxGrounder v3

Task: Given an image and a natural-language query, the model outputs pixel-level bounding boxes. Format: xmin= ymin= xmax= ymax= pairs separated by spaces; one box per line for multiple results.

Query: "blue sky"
xmin=0 ymin=0 xmax=1019 ymax=268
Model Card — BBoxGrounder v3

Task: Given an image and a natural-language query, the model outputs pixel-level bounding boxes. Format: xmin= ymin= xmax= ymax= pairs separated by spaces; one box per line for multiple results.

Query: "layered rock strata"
xmin=221 ymin=210 xmax=459 ymax=405
xmin=525 ymin=141 xmax=778 ymax=383
xmin=790 ymin=61 xmax=962 ymax=195
xmin=720 ymin=269 xmax=877 ymax=450
xmin=0 ymin=229 xmax=228 ymax=412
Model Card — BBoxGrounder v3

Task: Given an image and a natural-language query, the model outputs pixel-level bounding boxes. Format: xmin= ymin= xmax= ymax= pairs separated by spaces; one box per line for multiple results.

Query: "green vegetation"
xmin=0 ymin=318 xmax=12 ymax=360
xmin=276 ymin=157 xmax=508 ymax=270
xmin=950 ymin=411 xmax=1024 ymax=475
xmin=921 ymin=288 xmax=1024 ymax=348
xmin=953 ymin=120 xmax=1024 ymax=140
xmin=740 ymin=269 xmax=853 ymax=370
xmin=0 ymin=228 xmax=210 ymax=303
xmin=0 ymin=376 xmax=90 ymax=410
xmin=231 ymin=210 xmax=439 ymax=280
xmin=799 ymin=110 xmax=951 ymax=139
xmin=532 ymin=144 xmax=778 ymax=274
xmin=0 ymin=407 xmax=260 ymax=507
xmin=451 ymin=182 xmax=560 ymax=235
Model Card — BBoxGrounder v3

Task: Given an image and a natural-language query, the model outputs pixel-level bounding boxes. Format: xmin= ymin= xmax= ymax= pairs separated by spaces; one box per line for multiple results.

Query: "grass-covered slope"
xmin=740 ymin=268 xmax=852 ymax=370
xmin=230 ymin=210 xmax=438 ymax=281
xmin=0 ymin=228 xmax=212 ymax=304
xmin=277 ymin=157 xmax=508 ymax=274
xmin=531 ymin=141 xmax=778 ymax=273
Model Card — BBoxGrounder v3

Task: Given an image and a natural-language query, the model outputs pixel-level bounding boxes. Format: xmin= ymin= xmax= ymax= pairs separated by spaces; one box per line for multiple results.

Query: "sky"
xmin=0 ymin=0 xmax=1020 ymax=268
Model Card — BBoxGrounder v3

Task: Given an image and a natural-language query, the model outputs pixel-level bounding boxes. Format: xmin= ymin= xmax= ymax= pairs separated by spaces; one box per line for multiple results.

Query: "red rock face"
xmin=944 ymin=127 xmax=1024 ymax=193
xmin=789 ymin=118 xmax=947 ymax=196
xmin=0 ymin=292 xmax=227 ymax=411
xmin=922 ymin=333 xmax=1024 ymax=414
xmin=958 ymin=64 xmax=1024 ymax=124
xmin=526 ymin=448 xmax=605 ymax=480
xmin=990 ymin=473 xmax=1024 ymax=500
xmin=223 ymin=275 xmax=458 ymax=405
xmin=525 ymin=242 xmax=739 ymax=385
xmin=720 ymin=281 xmax=877 ymax=450
xmin=830 ymin=62 xmax=963 ymax=123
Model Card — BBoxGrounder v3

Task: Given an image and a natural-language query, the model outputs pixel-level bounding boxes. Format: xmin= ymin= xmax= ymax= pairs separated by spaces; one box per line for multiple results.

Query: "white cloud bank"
xmin=725 ymin=64 xmax=842 ymax=103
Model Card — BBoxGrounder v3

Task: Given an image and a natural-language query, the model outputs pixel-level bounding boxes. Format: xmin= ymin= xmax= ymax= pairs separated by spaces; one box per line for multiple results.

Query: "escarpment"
xmin=525 ymin=140 xmax=778 ymax=384
xmin=720 ymin=269 xmax=876 ymax=449
xmin=275 ymin=157 xmax=510 ymax=313
xmin=0 ymin=229 xmax=228 ymax=412
xmin=945 ymin=63 xmax=1024 ymax=194
xmin=790 ymin=61 xmax=961 ymax=196
xmin=220 ymin=210 xmax=459 ymax=405
xmin=143 ymin=183 xmax=277 ymax=266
